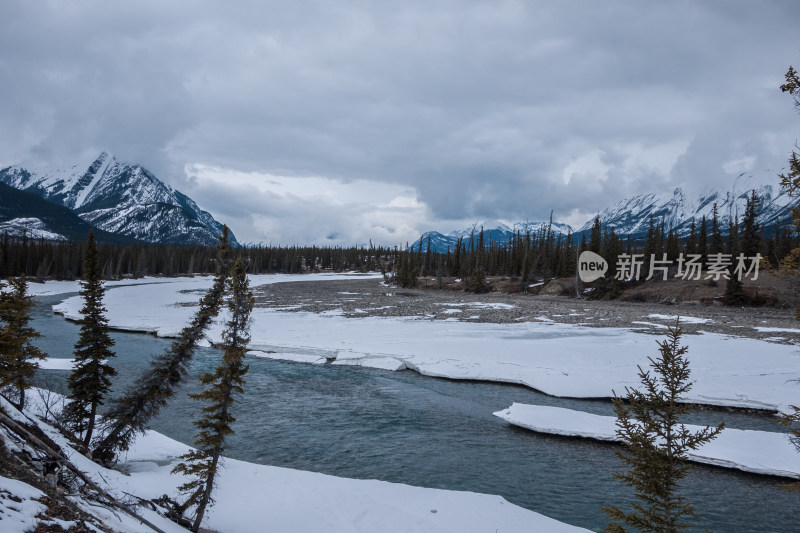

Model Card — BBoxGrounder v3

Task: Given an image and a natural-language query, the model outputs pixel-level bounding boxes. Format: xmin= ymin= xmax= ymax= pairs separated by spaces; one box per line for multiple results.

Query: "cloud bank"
xmin=1 ymin=1 xmax=798 ymax=244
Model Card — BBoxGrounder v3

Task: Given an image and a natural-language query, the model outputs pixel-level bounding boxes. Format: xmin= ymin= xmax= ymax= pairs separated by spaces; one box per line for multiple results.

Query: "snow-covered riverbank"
xmin=49 ymin=275 xmax=800 ymax=414
xmin=1 ymin=392 xmax=586 ymax=532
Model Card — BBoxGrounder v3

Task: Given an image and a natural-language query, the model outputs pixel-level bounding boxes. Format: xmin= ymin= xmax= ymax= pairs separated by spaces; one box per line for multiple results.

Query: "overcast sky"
xmin=1 ymin=1 xmax=799 ymax=245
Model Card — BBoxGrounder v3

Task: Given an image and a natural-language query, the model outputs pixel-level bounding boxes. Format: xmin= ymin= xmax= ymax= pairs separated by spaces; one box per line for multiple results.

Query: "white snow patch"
xmin=630 ymin=321 xmax=669 ymax=329
xmin=647 ymin=314 xmax=712 ymax=324
xmin=39 ymin=358 xmax=77 ymax=370
xmin=248 ymin=350 xmax=328 ymax=365
xmin=755 ymin=327 xmax=800 ymax=333
xmin=0 ymin=476 xmax=48 ymax=532
xmin=0 ymin=217 xmax=67 ymax=241
xmin=74 ymin=153 xmax=112 ymax=208
xmin=332 ymin=356 xmax=407 ymax=371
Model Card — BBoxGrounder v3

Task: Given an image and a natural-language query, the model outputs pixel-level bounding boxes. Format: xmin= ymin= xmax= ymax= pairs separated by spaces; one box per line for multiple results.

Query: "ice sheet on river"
xmin=494 ymin=403 xmax=800 ymax=479
xmin=50 ymin=276 xmax=800 ymax=413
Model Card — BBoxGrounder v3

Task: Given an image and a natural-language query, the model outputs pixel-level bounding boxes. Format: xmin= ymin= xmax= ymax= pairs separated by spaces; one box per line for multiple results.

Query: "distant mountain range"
xmin=413 ymin=177 xmax=797 ymax=253
xmin=1 ymin=152 xmax=794 ymax=252
xmin=411 ymin=220 xmax=574 ymax=253
xmin=0 ymin=152 xmax=236 ymax=246
xmin=578 ymin=177 xmax=795 ymax=237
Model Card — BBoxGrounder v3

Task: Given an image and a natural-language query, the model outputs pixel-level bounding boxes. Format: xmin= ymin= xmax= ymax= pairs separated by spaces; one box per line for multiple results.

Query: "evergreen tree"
xmin=589 ymin=216 xmax=603 ymax=254
xmin=697 ymin=216 xmax=708 ymax=262
xmin=665 ymin=225 xmax=680 ymax=261
xmin=0 ymin=276 xmax=47 ymax=410
xmin=741 ymin=190 xmax=761 ymax=256
xmin=684 ymin=220 xmax=697 ymax=256
xmin=94 ymin=227 xmax=233 ymax=465
xmin=64 ymin=230 xmax=116 ymax=447
xmin=709 ymin=203 xmax=723 ymax=255
xmin=724 ymin=216 xmax=746 ymax=305
xmin=172 ymin=258 xmax=254 ymax=532
xmin=777 ymin=65 xmax=800 ymax=481
xmin=726 ymin=215 xmax=739 ymax=255
xmin=465 ymin=228 xmax=489 ymax=293
xmin=605 ymin=322 xmax=724 ymax=532
xmin=644 ymin=215 xmax=657 ymax=273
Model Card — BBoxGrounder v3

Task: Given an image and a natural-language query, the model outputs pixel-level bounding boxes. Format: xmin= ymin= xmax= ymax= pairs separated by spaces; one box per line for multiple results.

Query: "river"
xmin=31 ymin=293 xmax=798 ymax=532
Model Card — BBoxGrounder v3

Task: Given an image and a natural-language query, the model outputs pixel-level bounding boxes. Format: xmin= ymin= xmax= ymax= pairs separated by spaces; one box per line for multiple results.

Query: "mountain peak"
xmin=0 ymin=154 xmax=236 ymax=246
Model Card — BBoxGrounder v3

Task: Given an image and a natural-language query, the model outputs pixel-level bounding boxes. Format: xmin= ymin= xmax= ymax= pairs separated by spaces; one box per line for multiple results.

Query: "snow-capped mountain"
xmin=580 ymin=176 xmax=796 ymax=237
xmin=0 ymin=152 xmax=236 ymax=246
xmin=0 ymin=181 xmax=139 ymax=244
xmin=412 ymin=177 xmax=796 ymax=253
xmin=411 ymin=220 xmax=575 ymax=252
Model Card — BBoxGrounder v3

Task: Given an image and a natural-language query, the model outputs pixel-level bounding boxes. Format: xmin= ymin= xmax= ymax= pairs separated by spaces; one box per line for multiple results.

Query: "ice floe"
xmin=494 ymin=403 xmax=800 ymax=479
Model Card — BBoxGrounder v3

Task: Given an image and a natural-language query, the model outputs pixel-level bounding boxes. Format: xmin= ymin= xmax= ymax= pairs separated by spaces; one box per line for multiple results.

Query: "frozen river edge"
xmin=1 ymin=392 xmax=589 ymax=533
xmin=44 ymin=274 xmax=800 ymax=415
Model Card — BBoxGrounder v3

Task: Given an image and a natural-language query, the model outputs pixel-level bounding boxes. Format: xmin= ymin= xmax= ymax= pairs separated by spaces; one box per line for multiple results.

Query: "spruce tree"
xmin=776 ymin=65 xmax=800 ymax=464
xmin=697 ymin=216 xmax=708 ymax=262
xmin=94 ymin=227 xmax=233 ymax=464
xmin=684 ymin=220 xmax=697 ymax=256
xmin=172 ymin=257 xmax=254 ymax=532
xmin=0 ymin=276 xmax=47 ymax=410
xmin=64 ymin=230 xmax=116 ymax=448
xmin=644 ymin=215 xmax=657 ymax=273
xmin=724 ymin=216 xmax=746 ymax=305
xmin=589 ymin=216 xmax=603 ymax=254
xmin=665 ymin=226 xmax=680 ymax=262
xmin=741 ymin=190 xmax=761 ymax=256
xmin=465 ymin=228 xmax=488 ymax=293
xmin=709 ymin=203 xmax=723 ymax=255
xmin=604 ymin=321 xmax=723 ymax=532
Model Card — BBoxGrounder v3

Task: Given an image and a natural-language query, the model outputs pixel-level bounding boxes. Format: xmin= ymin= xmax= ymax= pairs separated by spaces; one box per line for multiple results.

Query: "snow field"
xmin=50 ymin=275 xmax=800 ymax=414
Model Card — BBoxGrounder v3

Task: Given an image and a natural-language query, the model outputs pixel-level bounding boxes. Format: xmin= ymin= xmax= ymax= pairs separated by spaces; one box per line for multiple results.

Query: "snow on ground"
xmin=0 ymin=476 xmax=49 ymax=532
xmin=494 ymin=404 xmax=800 ymax=479
xmin=1 ymin=392 xmax=586 ymax=533
xmin=755 ymin=327 xmax=800 ymax=333
xmin=332 ymin=350 xmax=408 ymax=370
xmin=248 ymin=350 xmax=328 ymax=365
xmin=39 ymin=358 xmax=78 ymax=370
xmin=647 ymin=314 xmax=712 ymax=324
xmin=121 ymin=432 xmax=586 ymax=533
xmin=630 ymin=321 xmax=669 ymax=329
xmin=49 ymin=276 xmax=800 ymax=414
xmin=27 ymin=272 xmax=383 ymax=297
xmin=434 ymin=302 xmax=517 ymax=310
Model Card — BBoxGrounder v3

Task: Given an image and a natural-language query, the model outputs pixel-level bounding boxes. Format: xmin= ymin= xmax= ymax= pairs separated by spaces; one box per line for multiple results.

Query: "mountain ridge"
xmin=0 ymin=181 xmax=141 ymax=244
xmin=413 ymin=178 xmax=797 ymax=253
xmin=0 ymin=152 xmax=236 ymax=247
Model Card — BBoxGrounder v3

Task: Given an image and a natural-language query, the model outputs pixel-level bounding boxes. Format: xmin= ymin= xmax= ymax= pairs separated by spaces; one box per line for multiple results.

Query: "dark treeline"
xmin=2 ymin=194 xmax=797 ymax=287
xmin=396 ymin=195 xmax=799 ymax=292
xmin=0 ymin=232 xmax=396 ymax=280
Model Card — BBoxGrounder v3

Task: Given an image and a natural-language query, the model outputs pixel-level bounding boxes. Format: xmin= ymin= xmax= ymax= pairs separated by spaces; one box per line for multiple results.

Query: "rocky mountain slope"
xmin=0 ymin=152 xmax=236 ymax=246
xmin=578 ymin=177 xmax=795 ymax=236
xmin=0 ymin=182 xmax=139 ymax=244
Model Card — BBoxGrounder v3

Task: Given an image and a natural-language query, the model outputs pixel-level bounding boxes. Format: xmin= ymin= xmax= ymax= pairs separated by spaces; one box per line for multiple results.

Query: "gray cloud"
xmin=1 ymin=0 xmax=799 ymax=244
